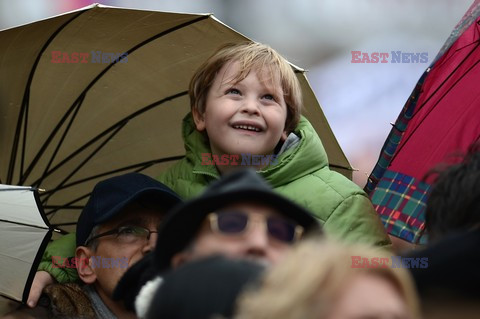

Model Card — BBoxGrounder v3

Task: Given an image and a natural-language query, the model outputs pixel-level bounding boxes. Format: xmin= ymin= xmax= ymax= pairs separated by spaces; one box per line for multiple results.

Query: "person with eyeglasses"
xmin=3 ymin=173 xmax=181 ymax=319
xmin=114 ymin=169 xmax=322 ymax=317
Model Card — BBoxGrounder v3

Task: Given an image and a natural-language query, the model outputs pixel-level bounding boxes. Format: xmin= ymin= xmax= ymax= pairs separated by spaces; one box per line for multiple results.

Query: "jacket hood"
xmin=180 ymin=113 xmax=330 ymax=186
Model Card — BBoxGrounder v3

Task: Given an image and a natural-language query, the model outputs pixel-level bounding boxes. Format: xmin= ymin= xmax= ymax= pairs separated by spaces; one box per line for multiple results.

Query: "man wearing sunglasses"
xmin=155 ymin=169 xmax=322 ymax=270
xmin=4 ymin=173 xmax=181 ymax=319
xmin=114 ymin=169 xmax=322 ymax=316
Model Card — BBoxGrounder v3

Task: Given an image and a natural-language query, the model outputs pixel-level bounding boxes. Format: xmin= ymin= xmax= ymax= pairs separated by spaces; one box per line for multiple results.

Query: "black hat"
xmin=76 ymin=172 xmax=182 ymax=246
xmin=154 ymin=169 xmax=320 ymax=270
xmin=145 ymin=255 xmax=265 ymax=319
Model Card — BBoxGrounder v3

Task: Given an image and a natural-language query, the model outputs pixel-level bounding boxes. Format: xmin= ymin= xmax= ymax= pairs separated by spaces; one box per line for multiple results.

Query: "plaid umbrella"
xmin=365 ymin=0 xmax=480 ymax=244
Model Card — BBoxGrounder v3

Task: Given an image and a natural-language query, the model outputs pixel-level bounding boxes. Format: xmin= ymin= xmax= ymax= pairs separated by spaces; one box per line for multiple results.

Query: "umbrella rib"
xmin=42 ymin=156 xmax=184 ymax=218
xmin=391 ymin=42 xmax=480 ymax=163
xmin=45 ymin=193 xmax=91 ymax=217
xmin=44 ymin=206 xmax=83 ymax=210
xmin=412 ymin=40 xmax=480 ymax=118
xmin=49 ymin=227 xmax=69 ymax=235
xmin=328 ymin=163 xmax=354 ymax=171
xmin=434 ymin=38 xmax=480 ymax=70
xmin=20 ymin=90 xmax=30 ymax=181
xmin=51 ymin=222 xmax=80 ymax=226
xmin=41 ymin=155 xmax=185 ymax=196
xmin=32 ymin=90 xmax=187 ymax=187
xmin=0 ymin=218 xmax=49 ymax=230
xmin=38 ymin=93 xmax=86 ymax=185
xmin=0 ymin=186 xmax=33 ymax=191
xmin=40 ymin=123 xmax=127 ymax=204
xmin=7 ymin=9 xmax=89 ymax=185
xmin=42 ymin=155 xmax=184 ymax=218
xmin=21 ymin=15 xmax=209 ymax=184
xmin=20 ymin=91 xmax=88 ymax=185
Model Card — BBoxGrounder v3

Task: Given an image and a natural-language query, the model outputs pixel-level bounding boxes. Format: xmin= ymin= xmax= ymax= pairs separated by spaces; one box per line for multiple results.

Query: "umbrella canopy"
xmin=0 ymin=4 xmax=351 ymax=235
xmin=365 ymin=0 xmax=480 ymax=244
xmin=0 ymin=185 xmax=52 ymax=303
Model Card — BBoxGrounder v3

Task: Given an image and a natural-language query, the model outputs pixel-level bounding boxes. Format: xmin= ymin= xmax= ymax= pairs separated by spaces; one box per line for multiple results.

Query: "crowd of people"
xmin=2 ymin=42 xmax=479 ymax=319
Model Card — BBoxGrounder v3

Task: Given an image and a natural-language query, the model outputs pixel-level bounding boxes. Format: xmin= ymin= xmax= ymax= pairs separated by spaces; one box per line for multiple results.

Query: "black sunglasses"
xmin=207 ymin=211 xmax=303 ymax=243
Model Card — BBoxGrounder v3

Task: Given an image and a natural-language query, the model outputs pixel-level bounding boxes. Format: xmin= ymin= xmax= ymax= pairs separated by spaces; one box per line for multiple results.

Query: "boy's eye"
xmin=263 ymin=94 xmax=276 ymax=101
xmin=226 ymin=88 xmax=241 ymax=95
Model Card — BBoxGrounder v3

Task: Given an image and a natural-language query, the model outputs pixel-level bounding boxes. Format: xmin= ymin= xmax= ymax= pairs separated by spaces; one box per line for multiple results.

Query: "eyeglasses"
xmin=207 ymin=211 xmax=303 ymax=243
xmin=84 ymin=225 xmax=158 ymax=246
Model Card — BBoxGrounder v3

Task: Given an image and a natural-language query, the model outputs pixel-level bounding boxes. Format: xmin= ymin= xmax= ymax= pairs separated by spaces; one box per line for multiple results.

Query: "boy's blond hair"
xmin=235 ymin=240 xmax=421 ymax=319
xmin=189 ymin=42 xmax=303 ymax=133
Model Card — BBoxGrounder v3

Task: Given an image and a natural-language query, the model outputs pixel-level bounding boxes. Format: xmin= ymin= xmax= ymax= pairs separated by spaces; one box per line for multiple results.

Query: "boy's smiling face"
xmin=193 ymin=61 xmax=288 ymax=165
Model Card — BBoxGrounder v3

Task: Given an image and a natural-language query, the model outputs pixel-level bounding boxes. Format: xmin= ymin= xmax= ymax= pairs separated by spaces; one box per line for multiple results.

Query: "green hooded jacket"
xmin=158 ymin=114 xmax=390 ymax=245
xmin=39 ymin=114 xmax=390 ymax=283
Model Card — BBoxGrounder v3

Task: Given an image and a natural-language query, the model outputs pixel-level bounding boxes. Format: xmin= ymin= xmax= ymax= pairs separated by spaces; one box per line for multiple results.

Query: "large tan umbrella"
xmin=0 ymin=4 xmax=351 ymax=235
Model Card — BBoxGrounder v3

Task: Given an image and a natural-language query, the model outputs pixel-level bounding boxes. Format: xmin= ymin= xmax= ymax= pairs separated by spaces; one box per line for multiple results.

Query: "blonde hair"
xmin=189 ymin=42 xmax=303 ymax=133
xmin=235 ymin=240 xmax=421 ymax=319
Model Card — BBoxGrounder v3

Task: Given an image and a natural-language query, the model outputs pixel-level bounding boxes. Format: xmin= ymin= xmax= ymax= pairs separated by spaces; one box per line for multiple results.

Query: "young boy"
xmin=157 ymin=42 xmax=389 ymax=246
xmin=29 ymin=42 xmax=389 ymax=306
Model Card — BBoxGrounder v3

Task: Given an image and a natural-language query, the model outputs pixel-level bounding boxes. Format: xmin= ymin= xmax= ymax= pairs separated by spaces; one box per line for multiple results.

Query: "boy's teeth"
xmin=234 ymin=125 xmax=260 ymax=132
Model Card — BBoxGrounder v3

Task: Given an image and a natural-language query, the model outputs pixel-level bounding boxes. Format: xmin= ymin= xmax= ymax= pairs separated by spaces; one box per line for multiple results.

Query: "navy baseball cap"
xmin=76 ymin=173 xmax=182 ymax=247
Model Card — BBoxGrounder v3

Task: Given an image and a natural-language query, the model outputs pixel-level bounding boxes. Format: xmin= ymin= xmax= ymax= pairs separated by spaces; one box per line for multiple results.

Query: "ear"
xmin=76 ymin=246 xmax=97 ymax=284
xmin=281 ymin=130 xmax=288 ymax=142
xmin=170 ymin=250 xmax=192 ymax=269
xmin=192 ymin=107 xmax=206 ymax=132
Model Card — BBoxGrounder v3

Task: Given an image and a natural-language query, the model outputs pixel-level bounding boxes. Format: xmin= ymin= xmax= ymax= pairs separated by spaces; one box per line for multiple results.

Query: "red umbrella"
xmin=366 ymin=0 xmax=480 ymax=244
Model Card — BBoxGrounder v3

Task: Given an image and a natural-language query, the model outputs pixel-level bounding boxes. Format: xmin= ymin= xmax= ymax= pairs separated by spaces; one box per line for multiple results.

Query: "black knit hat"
xmin=146 ymin=255 xmax=265 ymax=319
